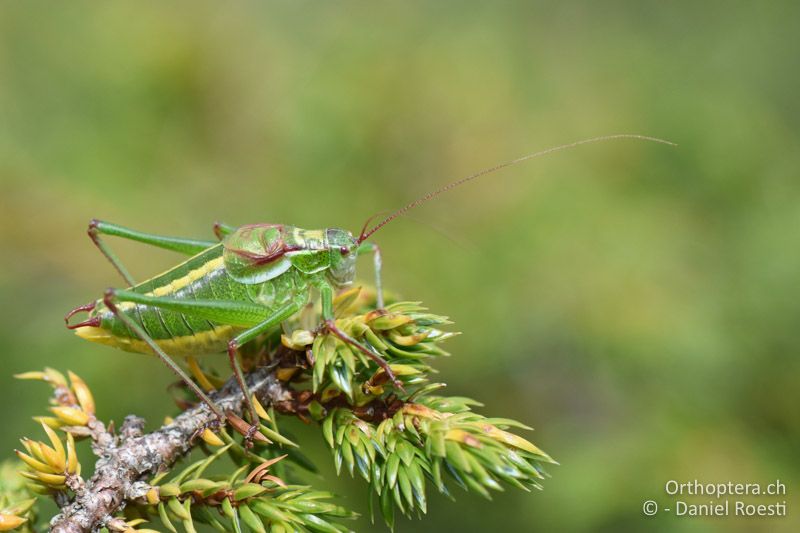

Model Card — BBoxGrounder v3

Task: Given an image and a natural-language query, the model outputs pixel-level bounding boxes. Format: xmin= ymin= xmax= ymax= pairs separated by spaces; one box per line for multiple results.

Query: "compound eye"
xmin=339 ymin=246 xmax=349 ymax=255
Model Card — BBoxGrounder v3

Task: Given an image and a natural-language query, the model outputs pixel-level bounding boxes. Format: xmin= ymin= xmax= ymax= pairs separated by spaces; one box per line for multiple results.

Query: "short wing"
xmin=222 ymin=224 xmax=294 ymax=284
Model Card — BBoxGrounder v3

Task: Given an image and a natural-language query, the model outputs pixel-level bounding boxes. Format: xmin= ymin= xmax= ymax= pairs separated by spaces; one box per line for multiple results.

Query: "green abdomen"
xmin=75 ymin=245 xmax=309 ymax=356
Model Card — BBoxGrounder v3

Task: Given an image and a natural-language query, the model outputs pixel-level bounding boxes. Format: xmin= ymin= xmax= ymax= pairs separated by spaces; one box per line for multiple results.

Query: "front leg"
xmin=357 ymin=241 xmax=384 ymax=308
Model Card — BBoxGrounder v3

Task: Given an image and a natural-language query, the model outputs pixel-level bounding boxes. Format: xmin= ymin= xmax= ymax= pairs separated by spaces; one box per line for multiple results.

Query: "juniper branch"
xmin=50 ymin=364 xmax=291 ymax=533
xmin=4 ymin=291 xmax=551 ymax=532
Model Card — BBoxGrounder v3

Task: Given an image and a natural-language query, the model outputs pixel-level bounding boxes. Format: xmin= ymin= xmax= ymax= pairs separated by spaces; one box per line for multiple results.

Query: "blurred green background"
xmin=1 ymin=2 xmax=798 ymax=531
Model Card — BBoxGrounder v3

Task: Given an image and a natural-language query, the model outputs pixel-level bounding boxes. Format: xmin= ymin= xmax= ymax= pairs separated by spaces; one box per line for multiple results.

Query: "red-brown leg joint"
xmin=87 ymin=219 xmax=100 ymax=240
xmin=213 ymin=222 xmax=225 ymax=241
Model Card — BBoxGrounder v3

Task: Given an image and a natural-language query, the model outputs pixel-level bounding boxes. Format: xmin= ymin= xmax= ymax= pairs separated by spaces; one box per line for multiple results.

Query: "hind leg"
xmin=101 ymin=288 xmax=305 ymax=443
xmin=318 ymin=279 xmax=402 ymax=391
xmin=87 ymin=219 xmax=217 ymax=285
xmin=101 ymin=289 xmax=225 ymax=422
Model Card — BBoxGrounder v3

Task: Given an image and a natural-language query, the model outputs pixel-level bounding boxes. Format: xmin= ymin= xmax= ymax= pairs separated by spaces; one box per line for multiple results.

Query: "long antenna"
xmin=357 ymin=134 xmax=676 ymax=243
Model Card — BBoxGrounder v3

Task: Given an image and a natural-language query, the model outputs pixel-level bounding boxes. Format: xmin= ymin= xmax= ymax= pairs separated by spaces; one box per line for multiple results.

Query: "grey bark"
xmin=50 ymin=366 xmax=290 ymax=533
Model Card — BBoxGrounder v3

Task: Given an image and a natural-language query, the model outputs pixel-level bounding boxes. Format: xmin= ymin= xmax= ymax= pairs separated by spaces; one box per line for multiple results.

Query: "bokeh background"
xmin=1 ymin=2 xmax=798 ymax=531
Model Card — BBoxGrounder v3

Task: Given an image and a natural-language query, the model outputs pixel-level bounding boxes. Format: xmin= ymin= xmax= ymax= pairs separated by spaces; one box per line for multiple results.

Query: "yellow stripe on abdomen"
xmin=114 ymin=256 xmax=226 ymax=313
xmin=148 ymin=257 xmax=225 ymax=297
xmin=73 ymin=324 xmax=236 ymax=357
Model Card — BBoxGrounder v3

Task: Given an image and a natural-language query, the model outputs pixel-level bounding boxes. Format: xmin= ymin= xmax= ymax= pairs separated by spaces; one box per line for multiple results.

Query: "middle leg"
xmin=213 ymin=221 xmax=237 ymax=240
xmin=226 ymin=301 xmax=303 ymax=435
xmin=318 ymin=280 xmax=402 ymax=391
